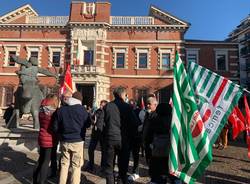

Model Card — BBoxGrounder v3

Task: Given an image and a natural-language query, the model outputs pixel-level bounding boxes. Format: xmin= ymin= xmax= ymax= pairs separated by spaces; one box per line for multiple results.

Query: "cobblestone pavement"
xmin=0 ymin=121 xmax=250 ymax=184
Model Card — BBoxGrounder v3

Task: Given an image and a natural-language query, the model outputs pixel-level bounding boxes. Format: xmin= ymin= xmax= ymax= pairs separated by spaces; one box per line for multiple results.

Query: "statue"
xmin=9 ymin=56 xmax=58 ymax=129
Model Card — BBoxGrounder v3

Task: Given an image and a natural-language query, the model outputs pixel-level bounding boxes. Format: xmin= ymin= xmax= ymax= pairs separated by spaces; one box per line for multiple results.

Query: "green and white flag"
xmin=188 ymin=61 xmax=243 ymax=145
xmin=169 ymin=52 xmax=243 ymax=184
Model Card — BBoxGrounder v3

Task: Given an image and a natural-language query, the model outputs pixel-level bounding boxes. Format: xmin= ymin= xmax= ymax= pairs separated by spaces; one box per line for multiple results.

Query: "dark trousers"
xmin=33 ymin=146 xmax=57 ymax=184
xmin=103 ymin=141 xmax=130 ymax=184
xmin=130 ymin=136 xmax=141 ymax=174
xmin=88 ymin=130 xmax=104 ymax=168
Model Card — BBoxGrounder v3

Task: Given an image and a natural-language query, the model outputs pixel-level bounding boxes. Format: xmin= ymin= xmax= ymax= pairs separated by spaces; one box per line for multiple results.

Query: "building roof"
xmin=0 ymin=4 xmax=38 ymax=23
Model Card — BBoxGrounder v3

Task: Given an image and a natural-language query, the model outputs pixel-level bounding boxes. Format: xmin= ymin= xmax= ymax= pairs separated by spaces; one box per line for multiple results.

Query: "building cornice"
xmin=109 ymin=24 xmax=188 ymax=30
xmin=185 ymin=41 xmax=238 ymax=45
xmin=106 ymin=40 xmax=184 ymax=43
xmin=0 ymin=24 xmax=67 ymax=28
xmin=108 ymin=74 xmax=173 ymax=79
xmin=69 ymin=22 xmax=110 ymax=27
xmin=0 ymin=38 xmax=68 ymax=42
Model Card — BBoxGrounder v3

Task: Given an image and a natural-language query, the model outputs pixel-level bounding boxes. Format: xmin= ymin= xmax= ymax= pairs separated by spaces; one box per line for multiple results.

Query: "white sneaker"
xmin=128 ymin=173 xmax=140 ymax=181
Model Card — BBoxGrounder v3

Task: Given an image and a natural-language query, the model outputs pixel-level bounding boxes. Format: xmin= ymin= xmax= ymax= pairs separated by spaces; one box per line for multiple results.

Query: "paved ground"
xmin=0 ymin=120 xmax=249 ymax=184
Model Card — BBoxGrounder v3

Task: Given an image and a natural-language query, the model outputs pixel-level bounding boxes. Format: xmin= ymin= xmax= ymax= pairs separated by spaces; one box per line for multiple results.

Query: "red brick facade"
xmin=0 ymin=1 xmax=239 ymax=114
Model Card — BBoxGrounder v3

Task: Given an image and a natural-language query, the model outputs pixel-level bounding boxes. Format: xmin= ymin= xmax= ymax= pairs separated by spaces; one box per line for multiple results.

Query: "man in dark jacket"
xmin=103 ymin=87 xmax=139 ymax=184
xmin=86 ymin=100 xmax=108 ymax=171
xmin=142 ymin=96 xmax=158 ymax=164
xmin=53 ymin=91 xmax=91 ymax=184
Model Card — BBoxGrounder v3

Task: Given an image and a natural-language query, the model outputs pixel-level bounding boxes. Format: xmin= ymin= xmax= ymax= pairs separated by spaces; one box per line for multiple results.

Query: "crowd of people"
xmin=32 ymin=86 xmax=182 ymax=184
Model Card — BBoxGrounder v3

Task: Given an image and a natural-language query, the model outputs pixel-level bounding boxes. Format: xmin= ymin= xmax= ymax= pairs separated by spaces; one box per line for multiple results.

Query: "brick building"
xmin=0 ymin=1 xmax=239 ymax=114
xmin=228 ymin=14 xmax=250 ymax=89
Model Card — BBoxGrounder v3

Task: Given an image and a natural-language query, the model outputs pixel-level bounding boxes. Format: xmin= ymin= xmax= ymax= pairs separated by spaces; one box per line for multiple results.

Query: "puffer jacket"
xmin=38 ymin=99 xmax=58 ymax=148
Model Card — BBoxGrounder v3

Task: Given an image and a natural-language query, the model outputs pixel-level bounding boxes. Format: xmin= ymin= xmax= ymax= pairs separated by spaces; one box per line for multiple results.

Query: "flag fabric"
xmin=188 ymin=61 xmax=243 ymax=145
xmin=244 ymin=95 xmax=250 ymax=158
xmin=169 ymin=52 xmax=243 ymax=184
xmin=75 ymin=39 xmax=81 ymax=66
xmin=141 ymin=96 xmax=145 ymax=110
xmin=169 ymin=52 xmax=212 ymax=184
xmin=228 ymin=106 xmax=245 ymax=140
xmin=60 ymin=64 xmax=73 ymax=95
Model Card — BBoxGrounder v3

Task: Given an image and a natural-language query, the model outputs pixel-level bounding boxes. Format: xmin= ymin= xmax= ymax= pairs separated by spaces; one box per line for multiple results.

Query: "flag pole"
xmin=243 ymin=88 xmax=250 ymax=96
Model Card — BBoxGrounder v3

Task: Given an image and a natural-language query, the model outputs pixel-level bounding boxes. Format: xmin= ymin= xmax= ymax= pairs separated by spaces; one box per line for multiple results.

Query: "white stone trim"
xmin=82 ymin=2 xmax=96 ymax=15
xmin=135 ymin=47 xmax=151 ymax=69
xmin=3 ymin=44 xmax=21 ymax=67
xmin=48 ymin=45 xmax=65 ymax=67
xmin=230 ymin=56 xmax=238 ymax=59
xmin=186 ymin=48 xmax=200 ymax=64
xmin=215 ymin=50 xmax=228 ymax=71
xmin=25 ymin=45 xmax=43 ymax=66
xmin=0 ymin=4 xmax=38 ymax=23
xmin=150 ymin=6 xmax=188 ymax=26
xmin=158 ymin=47 xmax=174 ymax=69
xmin=229 ymin=63 xmax=238 ymax=66
xmin=112 ymin=47 xmax=128 ymax=69
xmin=213 ymin=48 xmax=238 ymax=51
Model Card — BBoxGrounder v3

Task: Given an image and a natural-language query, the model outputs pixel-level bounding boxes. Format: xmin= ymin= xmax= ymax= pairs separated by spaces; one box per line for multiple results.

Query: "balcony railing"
xmin=111 ymin=16 xmax=154 ymax=25
xmin=240 ymin=46 xmax=250 ymax=57
xmin=27 ymin=16 xmax=69 ymax=25
xmin=72 ymin=65 xmax=101 ymax=74
xmin=239 ymin=34 xmax=250 ymax=43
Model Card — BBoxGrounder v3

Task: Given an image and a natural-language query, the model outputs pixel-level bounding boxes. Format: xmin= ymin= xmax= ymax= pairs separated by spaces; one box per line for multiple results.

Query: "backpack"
xmin=151 ymin=134 xmax=170 ymax=157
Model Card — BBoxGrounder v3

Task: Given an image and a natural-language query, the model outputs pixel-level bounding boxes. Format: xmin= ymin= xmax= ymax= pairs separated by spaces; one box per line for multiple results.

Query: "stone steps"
xmin=0 ymin=125 xmax=38 ymax=153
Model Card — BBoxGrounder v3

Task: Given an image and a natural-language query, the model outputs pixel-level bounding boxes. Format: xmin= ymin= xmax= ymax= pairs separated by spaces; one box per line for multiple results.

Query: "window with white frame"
xmin=136 ymin=48 xmax=150 ymax=69
xmin=186 ymin=49 xmax=199 ymax=64
xmin=30 ymin=51 xmax=38 ymax=59
xmin=161 ymin=53 xmax=171 ymax=69
xmin=116 ymin=53 xmax=125 ymax=68
xmin=8 ymin=51 xmax=16 ymax=66
xmin=25 ymin=45 xmax=42 ymax=66
xmin=48 ymin=46 xmax=64 ymax=67
xmin=3 ymin=45 xmax=20 ymax=67
xmin=52 ymin=52 xmax=61 ymax=67
xmin=158 ymin=48 xmax=173 ymax=70
xmin=215 ymin=50 xmax=228 ymax=71
xmin=113 ymin=47 xmax=128 ymax=69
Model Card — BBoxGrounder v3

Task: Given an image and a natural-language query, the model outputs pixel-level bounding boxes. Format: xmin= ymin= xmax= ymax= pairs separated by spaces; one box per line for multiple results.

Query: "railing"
xmin=27 ymin=16 xmax=69 ymax=25
xmin=239 ymin=34 xmax=250 ymax=43
xmin=240 ymin=46 xmax=250 ymax=57
xmin=73 ymin=65 xmax=99 ymax=74
xmin=111 ymin=16 xmax=154 ymax=25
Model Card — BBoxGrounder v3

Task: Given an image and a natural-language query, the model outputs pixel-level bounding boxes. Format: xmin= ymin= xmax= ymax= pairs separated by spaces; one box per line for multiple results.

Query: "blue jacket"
xmin=53 ymin=98 xmax=91 ymax=142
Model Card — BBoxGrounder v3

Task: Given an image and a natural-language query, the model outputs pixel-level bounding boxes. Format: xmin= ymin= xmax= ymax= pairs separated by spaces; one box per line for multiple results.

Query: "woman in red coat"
xmin=33 ymin=94 xmax=59 ymax=184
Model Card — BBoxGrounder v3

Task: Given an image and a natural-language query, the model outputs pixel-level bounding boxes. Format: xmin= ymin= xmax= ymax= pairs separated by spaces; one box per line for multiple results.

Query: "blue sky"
xmin=0 ymin=0 xmax=249 ymax=40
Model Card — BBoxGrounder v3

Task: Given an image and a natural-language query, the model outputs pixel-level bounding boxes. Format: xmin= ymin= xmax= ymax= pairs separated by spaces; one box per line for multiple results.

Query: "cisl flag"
xmin=188 ymin=61 xmax=243 ymax=145
xmin=169 ymin=52 xmax=212 ymax=184
xmin=169 ymin=53 xmax=243 ymax=184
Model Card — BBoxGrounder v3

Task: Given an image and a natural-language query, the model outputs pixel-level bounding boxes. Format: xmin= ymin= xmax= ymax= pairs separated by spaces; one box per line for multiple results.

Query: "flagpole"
xmin=243 ymin=88 xmax=250 ymax=96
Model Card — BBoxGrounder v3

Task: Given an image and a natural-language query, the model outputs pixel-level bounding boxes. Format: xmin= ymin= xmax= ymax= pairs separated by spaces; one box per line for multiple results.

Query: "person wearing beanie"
xmin=53 ymin=91 xmax=91 ymax=184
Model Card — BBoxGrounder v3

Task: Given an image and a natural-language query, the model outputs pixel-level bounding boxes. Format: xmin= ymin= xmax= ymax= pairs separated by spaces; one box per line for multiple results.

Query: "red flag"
xmin=244 ymin=95 xmax=250 ymax=158
xmin=228 ymin=106 xmax=245 ymax=140
xmin=141 ymin=96 xmax=145 ymax=110
xmin=60 ymin=64 xmax=73 ymax=95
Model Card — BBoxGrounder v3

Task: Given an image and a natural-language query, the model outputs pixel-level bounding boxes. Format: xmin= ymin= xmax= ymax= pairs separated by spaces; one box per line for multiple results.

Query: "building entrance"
xmin=76 ymin=84 xmax=95 ymax=108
